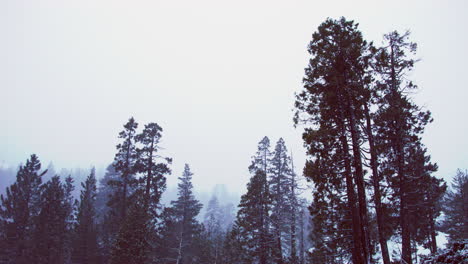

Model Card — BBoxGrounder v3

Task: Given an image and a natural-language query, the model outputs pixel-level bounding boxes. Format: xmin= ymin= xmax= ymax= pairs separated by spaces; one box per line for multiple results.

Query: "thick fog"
xmin=1 ymin=0 xmax=467 ymax=195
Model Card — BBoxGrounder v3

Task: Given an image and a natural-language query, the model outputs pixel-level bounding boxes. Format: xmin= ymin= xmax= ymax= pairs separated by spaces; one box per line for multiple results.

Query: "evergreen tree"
xmin=373 ymin=30 xmax=435 ymax=264
xmin=73 ymin=168 xmax=99 ymax=264
xmin=294 ymin=17 xmax=372 ymax=264
xmin=96 ymin=164 xmax=121 ymax=261
xmin=249 ymin=136 xmax=271 ymax=175
xmin=63 ymin=175 xmax=77 ymax=263
xmin=204 ymin=195 xmax=224 ymax=264
xmin=96 ymin=164 xmax=119 ymax=221
xmin=236 ymin=169 xmax=272 ymax=264
xmin=105 ymin=117 xmax=139 ymax=261
xmin=441 ymin=169 xmax=468 ymax=243
xmin=288 ymin=158 xmax=300 ymax=264
xmin=404 ymin=144 xmax=446 ymax=255
xmin=135 ymin=122 xmax=171 ymax=214
xmin=32 ymin=176 xmax=69 ymax=264
xmin=109 ymin=117 xmax=139 ymax=220
xmin=110 ymin=121 xmax=172 ymax=264
xmin=222 ymin=223 xmax=248 ymax=264
xmin=110 ymin=201 xmax=151 ymax=264
xmin=269 ymin=138 xmax=294 ymax=264
xmin=157 ymin=164 xmax=202 ymax=264
xmin=0 ymin=154 xmax=45 ymax=264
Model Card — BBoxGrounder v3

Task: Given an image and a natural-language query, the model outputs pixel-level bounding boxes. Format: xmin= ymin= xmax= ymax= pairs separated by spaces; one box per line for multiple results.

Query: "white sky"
xmin=1 ymin=0 xmax=467 ymax=194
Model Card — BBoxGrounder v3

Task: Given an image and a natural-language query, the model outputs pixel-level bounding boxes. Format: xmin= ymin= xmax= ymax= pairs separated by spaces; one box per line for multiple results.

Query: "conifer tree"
xmin=158 ymin=164 xmax=202 ymax=264
xmin=135 ymin=122 xmax=171 ymax=214
xmin=249 ymin=136 xmax=272 ymax=174
xmin=373 ymin=30 xmax=435 ymax=264
xmin=109 ymin=201 xmax=151 ymax=264
xmin=269 ymin=138 xmax=293 ymax=264
xmin=110 ymin=117 xmax=139 ymax=220
xmin=96 ymin=164 xmax=121 ymax=260
xmin=0 ymin=154 xmax=45 ymax=264
xmin=236 ymin=169 xmax=272 ymax=264
xmin=222 ymin=223 xmax=248 ymax=264
xmin=63 ymin=175 xmax=77 ymax=263
xmin=32 ymin=176 xmax=69 ymax=264
xmin=294 ymin=17 xmax=372 ymax=264
xmin=105 ymin=117 xmax=139 ymax=261
xmin=73 ymin=168 xmax=99 ymax=264
xmin=441 ymin=169 xmax=468 ymax=243
xmin=204 ymin=195 xmax=224 ymax=263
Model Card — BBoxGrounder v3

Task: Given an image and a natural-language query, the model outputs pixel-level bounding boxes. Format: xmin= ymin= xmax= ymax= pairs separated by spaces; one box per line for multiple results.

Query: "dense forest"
xmin=1 ymin=17 xmax=467 ymax=264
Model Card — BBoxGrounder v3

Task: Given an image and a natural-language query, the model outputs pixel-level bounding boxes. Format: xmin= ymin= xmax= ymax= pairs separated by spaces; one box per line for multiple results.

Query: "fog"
xmin=1 ymin=0 xmax=467 ymax=195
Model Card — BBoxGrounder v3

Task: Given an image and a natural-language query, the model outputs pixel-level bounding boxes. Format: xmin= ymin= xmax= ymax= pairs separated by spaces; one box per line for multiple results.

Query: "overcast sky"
xmin=1 ymin=0 xmax=467 ymax=194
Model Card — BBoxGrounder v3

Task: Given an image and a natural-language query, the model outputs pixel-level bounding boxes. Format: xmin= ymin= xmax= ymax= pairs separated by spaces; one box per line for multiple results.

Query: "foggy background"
xmin=1 ymin=0 xmax=467 ymax=197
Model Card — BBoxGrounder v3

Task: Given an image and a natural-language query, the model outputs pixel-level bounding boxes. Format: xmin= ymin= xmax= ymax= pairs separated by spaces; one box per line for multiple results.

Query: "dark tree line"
xmin=0 ymin=134 xmax=310 ymax=264
xmin=0 ymin=118 xmax=204 ymax=264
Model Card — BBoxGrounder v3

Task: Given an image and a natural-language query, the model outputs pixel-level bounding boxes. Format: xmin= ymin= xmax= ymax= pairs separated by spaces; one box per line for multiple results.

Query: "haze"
xmin=1 ymin=0 xmax=467 ymax=194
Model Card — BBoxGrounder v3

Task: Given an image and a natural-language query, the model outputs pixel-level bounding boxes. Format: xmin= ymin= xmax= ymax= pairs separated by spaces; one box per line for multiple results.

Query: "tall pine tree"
xmin=73 ymin=168 xmax=99 ymax=264
xmin=32 ymin=176 xmax=70 ymax=264
xmin=0 ymin=154 xmax=45 ymax=264
xmin=441 ymin=169 xmax=468 ymax=243
xmin=157 ymin=164 xmax=202 ymax=264
xmin=294 ymin=17 xmax=372 ymax=264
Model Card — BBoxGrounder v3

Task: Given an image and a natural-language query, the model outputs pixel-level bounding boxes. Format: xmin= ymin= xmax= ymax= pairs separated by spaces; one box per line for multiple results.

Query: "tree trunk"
xmin=290 ymin=169 xmax=298 ymax=263
xmin=429 ymin=209 xmax=437 ymax=254
xmin=337 ymin=76 xmax=365 ymax=264
xmin=364 ymin=103 xmax=391 ymax=264
xmin=144 ymin=139 xmax=154 ymax=210
xmin=299 ymin=209 xmax=305 ymax=264
xmin=346 ymin=92 xmax=370 ymax=264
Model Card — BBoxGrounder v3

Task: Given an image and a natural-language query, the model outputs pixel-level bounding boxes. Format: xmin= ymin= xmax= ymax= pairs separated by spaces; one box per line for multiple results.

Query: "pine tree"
xmin=96 ymin=164 xmax=121 ymax=261
xmin=249 ymin=136 xmax=271 ymax=175
xmin=222 ymin=223 xmax=248 ymax=264
xmin=32 ymin=176 xmax=69 ymax=264
xmin=135 ymin=122 xmax=171 ymax=214
xmin=236 ymin=169 xmax=272 ymax=264
xmin=109 ymin=201 xmax=151 ymax=264
xmin=157 ymin=164 xmax=202 ymax=264
xmin=288 ymin=158 xmax=300 ymax=264
xmin=0 ymin=154 xmax=45 ymax=264
xmin=110 ymin=117 xmax=139 ymax=220
xmin=105 ymin=117 xmax=140 ymax=261
xmin=441 ymin=169 xmax=468 ymax=243
xmin=269 ymin=138 xmax=293 ymax=264
xmin=73 ymin=168 xmax=99 ymax=264
xmin=204 ymin=195 xmax=224 ymax=264
xmin=373 ymin=30 xmax=434 ymax=264
xmin=294 ymin=17 xmax=372 ymax=264
xmin=63 ymin=175 xmax=77 ymax=263
xmin=403 ymin=144 xmax=446 ymax=255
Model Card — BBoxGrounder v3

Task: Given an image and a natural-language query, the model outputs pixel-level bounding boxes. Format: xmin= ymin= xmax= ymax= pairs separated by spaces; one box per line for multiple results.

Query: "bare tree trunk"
xmin=364 ymin=103 xmax=391 ymax=264
xmin=144 ymin=139 xmax=154 ymax=210
xmin=429 ymin=209 xmax=437 ymax=254
xmin=299 ymin=208 xmax=305 ymax=264
xmin=176 ymin=226 xmax=184 ymax=264
xmin=290 ymin=163 xmax=298 ymax=263
xmin=337 ymin=83 xmax=365 ymax=264
xmin=343 ymin=86 xmax=370 ymax=264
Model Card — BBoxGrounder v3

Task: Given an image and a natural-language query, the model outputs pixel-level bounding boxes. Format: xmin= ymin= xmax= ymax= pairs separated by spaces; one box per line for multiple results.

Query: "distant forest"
xmin=1 ymin=17 xmax=467 ymax=264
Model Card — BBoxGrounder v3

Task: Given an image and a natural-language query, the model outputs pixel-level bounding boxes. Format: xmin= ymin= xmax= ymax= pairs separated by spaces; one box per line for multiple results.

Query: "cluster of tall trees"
xmin=0 ymin=154 xmax=90 ymax=264
xmin=221 ymin=136 xmax=310 ymax=264
xmin=0 ymin=118 xmax=212 ymax=264
xmin=294 ymin=17 xmax=449 ymax=264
